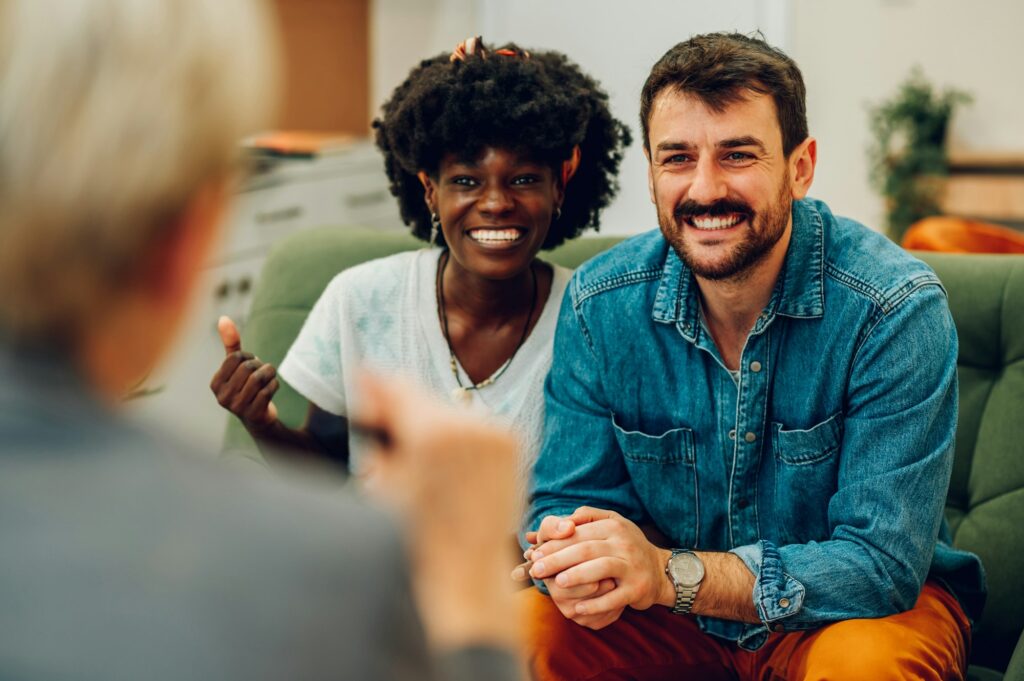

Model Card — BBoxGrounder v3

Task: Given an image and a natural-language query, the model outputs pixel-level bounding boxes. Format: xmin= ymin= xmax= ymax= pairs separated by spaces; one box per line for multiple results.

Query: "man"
xmin=520 ymin=33 xmax=985 ymax=680
xmin=0 ymin=1 xmax=520 ymax=679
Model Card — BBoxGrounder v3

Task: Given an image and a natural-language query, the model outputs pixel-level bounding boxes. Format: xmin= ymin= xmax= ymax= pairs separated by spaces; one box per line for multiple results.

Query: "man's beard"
xmin=658 ymin=178 xmax=791 ymax=282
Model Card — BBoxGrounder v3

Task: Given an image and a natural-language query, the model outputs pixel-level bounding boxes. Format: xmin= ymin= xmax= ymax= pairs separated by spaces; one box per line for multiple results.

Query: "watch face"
xmin=669 ymin=551 xmax=705 ymax=587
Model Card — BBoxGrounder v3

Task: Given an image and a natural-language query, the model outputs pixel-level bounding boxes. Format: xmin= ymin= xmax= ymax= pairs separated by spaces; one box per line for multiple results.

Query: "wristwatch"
xmin=665 ymin=549 xmax=705 ymax=614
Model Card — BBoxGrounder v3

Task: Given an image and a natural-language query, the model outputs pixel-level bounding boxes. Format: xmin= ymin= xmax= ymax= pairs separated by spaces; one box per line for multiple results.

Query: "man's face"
xmin=645 ymin=89 xmax=800 ymax=281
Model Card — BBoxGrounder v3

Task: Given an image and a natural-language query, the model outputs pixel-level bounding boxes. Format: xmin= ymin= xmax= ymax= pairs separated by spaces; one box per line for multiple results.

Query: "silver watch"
xmin=666 ymin=549 xmax=705 ymax=614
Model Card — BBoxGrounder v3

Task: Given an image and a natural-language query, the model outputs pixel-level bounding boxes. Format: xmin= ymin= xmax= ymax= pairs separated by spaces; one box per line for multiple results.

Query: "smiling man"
xmin=521 ymin=33 xmax=985 ymax=680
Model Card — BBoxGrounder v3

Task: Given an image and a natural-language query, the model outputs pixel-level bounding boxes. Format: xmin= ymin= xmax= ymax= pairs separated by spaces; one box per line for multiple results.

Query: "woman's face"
xmin=421 ymin=146 xmax=562 ymax=281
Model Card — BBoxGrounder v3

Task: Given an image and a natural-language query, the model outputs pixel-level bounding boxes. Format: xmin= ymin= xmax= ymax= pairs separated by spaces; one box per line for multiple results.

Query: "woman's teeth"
xmin=690 ymin=215 xmax=743 ymax=230
xmin=468 ymin=228 xmax=523 ymax=243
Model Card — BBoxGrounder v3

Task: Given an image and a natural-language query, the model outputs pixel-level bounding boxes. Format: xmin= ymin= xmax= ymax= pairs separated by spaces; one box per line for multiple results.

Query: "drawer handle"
xmin=255 ymin=205 xmax=303 ymax=224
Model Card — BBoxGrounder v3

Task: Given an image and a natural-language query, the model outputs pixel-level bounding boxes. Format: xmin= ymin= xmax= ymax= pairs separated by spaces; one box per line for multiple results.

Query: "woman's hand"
xmin=210 ymin=316 xmax=279 ymax=431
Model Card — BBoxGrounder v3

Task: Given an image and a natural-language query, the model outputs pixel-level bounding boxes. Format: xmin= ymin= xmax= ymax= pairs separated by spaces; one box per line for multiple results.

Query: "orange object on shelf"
xmin=242 ymin=131 xmax=357 ymax=158
xmin=901 ymin=216 xmax=1024 ymax=254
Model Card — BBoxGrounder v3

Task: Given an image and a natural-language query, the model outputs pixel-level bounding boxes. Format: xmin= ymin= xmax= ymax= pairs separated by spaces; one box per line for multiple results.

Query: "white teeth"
xmin=691 ymin=215 xmax=742 ymax=230
xmin=469 ymin=228 xmax=523 ymax=242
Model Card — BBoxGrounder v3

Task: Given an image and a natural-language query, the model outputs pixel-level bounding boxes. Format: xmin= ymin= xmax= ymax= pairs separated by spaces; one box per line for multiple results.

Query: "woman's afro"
xmin=372 ymin=44 xmax=632 ymax=249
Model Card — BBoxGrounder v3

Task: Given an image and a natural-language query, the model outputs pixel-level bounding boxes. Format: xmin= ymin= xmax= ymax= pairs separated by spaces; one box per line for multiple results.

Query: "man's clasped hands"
xmin=515 ymin=508 xmax=675 ymax=630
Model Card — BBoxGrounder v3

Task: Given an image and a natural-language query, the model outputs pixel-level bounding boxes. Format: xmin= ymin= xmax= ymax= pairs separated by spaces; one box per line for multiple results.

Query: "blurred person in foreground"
xmin=0 ymin=1 xmax=521 ymax=680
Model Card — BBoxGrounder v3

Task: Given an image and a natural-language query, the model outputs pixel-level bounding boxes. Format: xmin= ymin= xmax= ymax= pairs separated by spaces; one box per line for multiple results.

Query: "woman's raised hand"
xmin=210 ymin=316 xmax=279 ymax=431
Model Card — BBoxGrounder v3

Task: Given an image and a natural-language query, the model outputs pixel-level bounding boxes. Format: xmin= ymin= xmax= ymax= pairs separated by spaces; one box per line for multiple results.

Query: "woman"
xmin=211 ymin=38 xmax=630 ymax=494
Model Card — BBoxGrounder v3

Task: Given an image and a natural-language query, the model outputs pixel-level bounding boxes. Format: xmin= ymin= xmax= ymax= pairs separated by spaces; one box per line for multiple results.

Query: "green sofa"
xmin=224 ymin=226 xmax=1024 ymax=679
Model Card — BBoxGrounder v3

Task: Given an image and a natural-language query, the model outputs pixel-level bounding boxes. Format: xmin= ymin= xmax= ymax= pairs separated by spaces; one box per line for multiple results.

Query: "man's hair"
xmin=0 ymin=0 xmax=279 ymax=343
xmin=373 ymin=45 xmax=632 ymax=250
xmin=640 ymin=32 xmax=808 ymax=156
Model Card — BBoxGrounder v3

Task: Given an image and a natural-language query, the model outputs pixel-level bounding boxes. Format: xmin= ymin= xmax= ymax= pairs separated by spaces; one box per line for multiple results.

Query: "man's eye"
xmin=725 ymin=152 xmax=753 ymax=162
xmin=663 ymin=154 xmax=691 ymax=165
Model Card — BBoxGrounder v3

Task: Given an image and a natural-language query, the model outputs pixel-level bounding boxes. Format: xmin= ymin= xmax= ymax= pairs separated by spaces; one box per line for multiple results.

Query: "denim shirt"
xmin=527 ymin=198 xmax=986 ymax=650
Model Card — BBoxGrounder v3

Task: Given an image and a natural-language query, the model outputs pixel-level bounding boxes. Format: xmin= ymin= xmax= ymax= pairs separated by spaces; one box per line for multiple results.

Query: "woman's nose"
xmin=478 ymin=182 xmax=515 ymax=215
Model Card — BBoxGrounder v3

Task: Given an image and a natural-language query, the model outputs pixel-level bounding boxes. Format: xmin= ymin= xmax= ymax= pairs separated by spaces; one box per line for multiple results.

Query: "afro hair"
xmin=372 ymin=43 xmax=631 ymax=250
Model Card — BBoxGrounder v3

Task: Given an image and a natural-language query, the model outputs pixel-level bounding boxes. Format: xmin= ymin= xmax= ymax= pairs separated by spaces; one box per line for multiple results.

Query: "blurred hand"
xmin=210 ymin=316 xmax=279 ymax=430
xmin=353 ymin=371 xmax=520 ymax=649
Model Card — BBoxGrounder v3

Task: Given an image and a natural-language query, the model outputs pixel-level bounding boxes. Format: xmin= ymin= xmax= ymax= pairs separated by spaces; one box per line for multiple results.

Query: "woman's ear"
xmin=417 ymin=171 xmax=436 ymax=213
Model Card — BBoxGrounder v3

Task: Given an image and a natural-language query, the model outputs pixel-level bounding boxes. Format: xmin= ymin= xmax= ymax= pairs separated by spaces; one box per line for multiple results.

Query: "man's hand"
xmin=512 ymin=517 xmax=622 ymax=629
xmin=210 ymin=316 xmax=279 ymax=430
xmin=353 ymin=371 xmax=520 ymax=649
xmin=530 ymin=507 xmax=673 ymax=622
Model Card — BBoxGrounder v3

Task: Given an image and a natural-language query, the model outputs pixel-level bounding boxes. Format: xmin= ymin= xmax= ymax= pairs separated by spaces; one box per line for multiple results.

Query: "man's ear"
xmin=789 ymin=137 xmax=817 ymax=201
xmin=417 ymin=171 xmax=437 ymax=213
xmin=644 ymin=146 xmax=656 ymax=205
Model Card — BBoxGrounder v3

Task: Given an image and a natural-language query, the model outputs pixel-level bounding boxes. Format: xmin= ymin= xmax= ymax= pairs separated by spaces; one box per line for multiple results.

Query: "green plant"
xmin=867 ymin=68 xmax=971 ymax=241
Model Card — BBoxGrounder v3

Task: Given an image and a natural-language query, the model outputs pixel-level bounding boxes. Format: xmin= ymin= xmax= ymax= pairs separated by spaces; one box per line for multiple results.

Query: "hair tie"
xmin=450 ymin=37 xmax=530 ymax=62
xmin=561 ymin=145 xmax=582 ymax=187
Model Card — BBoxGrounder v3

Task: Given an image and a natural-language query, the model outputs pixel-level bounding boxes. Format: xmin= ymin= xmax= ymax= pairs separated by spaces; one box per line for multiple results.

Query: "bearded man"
xmin=520 ymin=32 xmax=985 ymax=681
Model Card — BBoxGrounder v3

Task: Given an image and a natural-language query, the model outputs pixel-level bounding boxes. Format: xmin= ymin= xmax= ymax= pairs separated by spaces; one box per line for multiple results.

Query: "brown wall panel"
xmin=273 ymin=0 xmax=369 ymax=134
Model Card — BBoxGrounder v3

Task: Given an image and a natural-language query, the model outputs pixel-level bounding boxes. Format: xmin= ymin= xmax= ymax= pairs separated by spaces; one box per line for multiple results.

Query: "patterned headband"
xmin=450 ymin=36 xmax=530 ymax=62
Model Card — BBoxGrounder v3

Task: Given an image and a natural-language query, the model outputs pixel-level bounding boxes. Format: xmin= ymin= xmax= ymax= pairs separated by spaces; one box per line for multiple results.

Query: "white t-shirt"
xmin=278 ymin=248 xmax=571 ymax=500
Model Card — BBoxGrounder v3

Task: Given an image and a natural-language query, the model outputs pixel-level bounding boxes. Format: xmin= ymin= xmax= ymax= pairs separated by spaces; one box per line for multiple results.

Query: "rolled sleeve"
xmin=729 ymin=540 xmax=807 ymax=648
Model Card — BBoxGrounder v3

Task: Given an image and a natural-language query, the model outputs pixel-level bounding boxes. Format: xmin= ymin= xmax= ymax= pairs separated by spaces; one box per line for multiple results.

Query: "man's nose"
xmin=687 ymin=157 xmax=728 ymax=206
xmin=478 ymin=182 xmax=515 ymax=215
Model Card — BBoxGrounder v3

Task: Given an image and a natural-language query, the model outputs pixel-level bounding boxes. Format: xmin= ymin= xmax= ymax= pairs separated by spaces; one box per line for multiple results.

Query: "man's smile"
xmin=686 ymin=213 xmax=746 ymax=231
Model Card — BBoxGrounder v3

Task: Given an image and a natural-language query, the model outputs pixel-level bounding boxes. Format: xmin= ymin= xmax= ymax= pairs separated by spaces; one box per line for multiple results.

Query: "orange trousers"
xmin=522 ymin=581 xmax=970 ymax=680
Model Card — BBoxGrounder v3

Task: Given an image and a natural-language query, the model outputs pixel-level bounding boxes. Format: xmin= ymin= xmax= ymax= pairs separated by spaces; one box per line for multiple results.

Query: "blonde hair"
xmin=0 ymin=0 xmax=279 ymax=342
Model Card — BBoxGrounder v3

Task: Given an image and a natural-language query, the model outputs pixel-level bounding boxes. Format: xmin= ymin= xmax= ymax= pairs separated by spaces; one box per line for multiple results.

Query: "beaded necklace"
xmin=435 ymin=249 xmax=538 ymax=404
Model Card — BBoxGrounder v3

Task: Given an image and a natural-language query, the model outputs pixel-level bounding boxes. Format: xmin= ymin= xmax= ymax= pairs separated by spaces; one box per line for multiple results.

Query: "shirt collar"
xmin=651 ymin=198 xmax=826 ymax=331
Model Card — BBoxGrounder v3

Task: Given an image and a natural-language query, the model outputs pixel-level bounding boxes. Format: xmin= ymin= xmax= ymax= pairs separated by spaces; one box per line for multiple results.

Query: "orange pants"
xmin=522 ymin=581 xmax=970 ymax=680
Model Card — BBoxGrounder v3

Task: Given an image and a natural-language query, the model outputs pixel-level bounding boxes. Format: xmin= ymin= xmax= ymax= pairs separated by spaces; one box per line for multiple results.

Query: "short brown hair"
xmin=640 ymin=32 xmax=808 ymax=156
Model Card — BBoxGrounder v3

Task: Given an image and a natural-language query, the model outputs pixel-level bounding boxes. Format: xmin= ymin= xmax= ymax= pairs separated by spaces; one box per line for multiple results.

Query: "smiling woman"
xmin=210 ymin=37 xmax=630 ymax=498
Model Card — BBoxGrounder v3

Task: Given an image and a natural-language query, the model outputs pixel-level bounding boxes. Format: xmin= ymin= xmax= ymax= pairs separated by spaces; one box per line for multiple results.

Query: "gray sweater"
xmin=0 ymin=348 xmax=517 ymax=681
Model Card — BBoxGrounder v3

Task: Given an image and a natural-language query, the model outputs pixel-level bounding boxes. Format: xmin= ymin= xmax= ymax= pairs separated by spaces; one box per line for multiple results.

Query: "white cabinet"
xmin=127 ymin=140 xmax=403 ymax=451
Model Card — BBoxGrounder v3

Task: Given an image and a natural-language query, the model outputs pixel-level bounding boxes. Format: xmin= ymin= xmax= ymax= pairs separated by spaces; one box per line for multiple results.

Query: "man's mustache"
xmin=674 ymin=199 xmax=753 ymax=222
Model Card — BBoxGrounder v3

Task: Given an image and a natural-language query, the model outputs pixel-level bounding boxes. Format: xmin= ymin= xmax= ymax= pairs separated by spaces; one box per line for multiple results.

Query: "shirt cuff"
xmin=729 ymin=540 xmax=806 ymax=646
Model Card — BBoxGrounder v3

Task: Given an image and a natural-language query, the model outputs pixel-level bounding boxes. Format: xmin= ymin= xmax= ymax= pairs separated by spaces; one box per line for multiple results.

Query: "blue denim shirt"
xmin=527 ymin=198 xmax=986 ymax=649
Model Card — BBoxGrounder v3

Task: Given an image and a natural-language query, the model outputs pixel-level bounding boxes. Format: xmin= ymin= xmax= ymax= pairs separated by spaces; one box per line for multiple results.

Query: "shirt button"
xmin=772 ymin=623 xmax=784 ymax=632
xmin=750 ymin=360 xmax=762 ymax=373
xmin=737 ymin=498 xmax=750 ymax=510
xmin=744 ymin=432 xmax=756 ymax=443
xmin=728 ymin=429 xmax=736 ymax=440
xmin=778 ymin=598 xmax=791 ymax=608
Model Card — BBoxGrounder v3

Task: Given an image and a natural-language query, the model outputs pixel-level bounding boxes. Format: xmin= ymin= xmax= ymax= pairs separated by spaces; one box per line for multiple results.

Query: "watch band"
xmin=667 ymin=549 xmax=702 ymax=615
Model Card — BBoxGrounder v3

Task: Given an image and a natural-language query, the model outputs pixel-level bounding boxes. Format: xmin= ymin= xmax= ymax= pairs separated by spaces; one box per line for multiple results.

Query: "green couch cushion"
xmin=919 ymin=252 xmax=1024 ymax=672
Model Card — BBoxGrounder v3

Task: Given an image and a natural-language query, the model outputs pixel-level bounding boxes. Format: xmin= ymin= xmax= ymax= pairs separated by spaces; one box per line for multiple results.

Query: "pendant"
xmin=450 ymin=387 xmax=473 ymax=405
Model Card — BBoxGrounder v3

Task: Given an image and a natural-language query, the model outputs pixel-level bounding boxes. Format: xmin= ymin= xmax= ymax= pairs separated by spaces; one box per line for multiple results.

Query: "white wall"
xmin=790 ymin=0 xmax=1024 ymax=230
xmin=372 ymin=1 xmax=1024 ymax=236
xmin=371 ymin=0 xmax=791 ymax=236
xmin=369 ymin=0 xmax=479 ymax=118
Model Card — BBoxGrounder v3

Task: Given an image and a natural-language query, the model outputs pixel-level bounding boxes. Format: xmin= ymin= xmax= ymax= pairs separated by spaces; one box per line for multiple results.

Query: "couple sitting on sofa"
xmin=213 ymin=32 xmax=985 ymax=681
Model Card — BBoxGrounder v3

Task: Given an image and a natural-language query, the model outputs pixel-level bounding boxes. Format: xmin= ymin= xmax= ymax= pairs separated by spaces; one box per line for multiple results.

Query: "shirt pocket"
xmin=612 ymin=416 xmax=699 ymax=548
xmin=770 ymin=412 xmax=843 ymax=544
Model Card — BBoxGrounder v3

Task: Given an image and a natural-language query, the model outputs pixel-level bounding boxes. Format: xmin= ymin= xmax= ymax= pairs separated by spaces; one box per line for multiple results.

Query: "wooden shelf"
xmin=940 ymin=151 xmax=1024 ymax=226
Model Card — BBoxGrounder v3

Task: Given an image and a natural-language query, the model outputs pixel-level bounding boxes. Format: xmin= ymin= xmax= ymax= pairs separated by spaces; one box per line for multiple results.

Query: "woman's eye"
xmin=451 ymin=176 xmax=478 ymax=187
xmin=512 ymin=174 xmax=540 ymax=186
